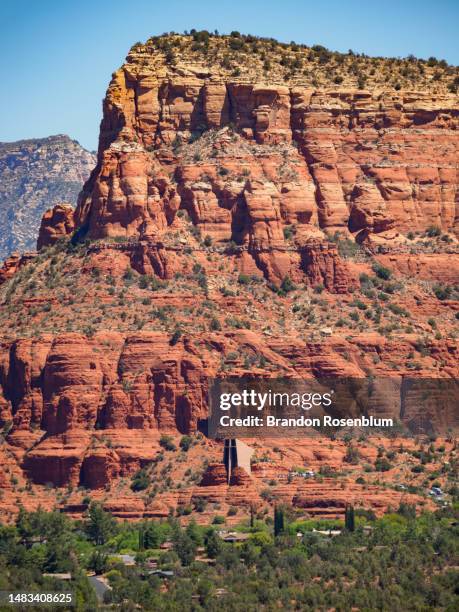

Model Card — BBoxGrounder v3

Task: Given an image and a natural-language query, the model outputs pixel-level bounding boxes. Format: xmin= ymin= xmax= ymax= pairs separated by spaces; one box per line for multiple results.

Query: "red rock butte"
xmin=39 ymin=35 xmax=459 ymax=275
xmin=0 ymin=33 xmax=458 ymax=522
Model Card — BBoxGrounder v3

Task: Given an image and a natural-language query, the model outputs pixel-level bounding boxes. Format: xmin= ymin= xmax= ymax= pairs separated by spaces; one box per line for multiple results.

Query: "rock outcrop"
xmin=48 ymin=36 xmax=457 ymax=288
xmin=0 ymin=252 xmax=35 ymax=285
xmin=0 ymin=331 xmax=457 ymax=492
xmin=37 ymin=204 xmax=75 ymax=250
xmin=300 ymin=241 xmax=354 ymax=293
xmin=0 ymin=135 xmax=95 ymax=259
xmin=0 ymin=34 xmax=458 ymax=522
xmin=77 ymin=84 xmax=459 ymax=246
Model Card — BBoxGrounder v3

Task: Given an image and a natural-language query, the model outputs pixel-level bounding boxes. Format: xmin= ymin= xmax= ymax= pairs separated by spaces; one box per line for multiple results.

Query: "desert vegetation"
xmin=0 ymin=502 xmax=457 ymax=610
xmin=135 ymin=31 xmax=459 ymax=93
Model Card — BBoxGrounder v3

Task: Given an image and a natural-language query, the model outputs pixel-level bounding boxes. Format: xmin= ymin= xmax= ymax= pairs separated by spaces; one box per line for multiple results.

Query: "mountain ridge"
xmin=0 ymin=134 xmax=95 ymax=259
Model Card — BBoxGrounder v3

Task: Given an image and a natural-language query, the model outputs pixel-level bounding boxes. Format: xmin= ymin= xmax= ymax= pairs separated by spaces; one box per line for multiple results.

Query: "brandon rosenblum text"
xmin=219 ymin=415 xmax=394 ymax=428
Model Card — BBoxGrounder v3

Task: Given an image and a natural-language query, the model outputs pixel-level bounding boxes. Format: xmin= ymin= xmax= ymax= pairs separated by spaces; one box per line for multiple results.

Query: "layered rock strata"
xmin=39 ymin=42 xmax=458 ymax=284
xmin=0 ymin=332 xmax=457 ymax=490
xmin=1 ymin=35 xmax=458 ymax=521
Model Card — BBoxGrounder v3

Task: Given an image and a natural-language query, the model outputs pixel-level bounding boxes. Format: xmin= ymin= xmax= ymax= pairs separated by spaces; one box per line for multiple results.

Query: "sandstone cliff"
xmin=33 ymin=34 xmax=457 ymax=287
xmin=0 ymin=33 xmax=458 ymax=522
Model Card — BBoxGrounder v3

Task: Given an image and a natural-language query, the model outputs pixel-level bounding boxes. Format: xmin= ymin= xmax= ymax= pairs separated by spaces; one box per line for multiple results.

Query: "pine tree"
xmin=186 ymin=519 xmax=203 ymax=546
xmin=174 ymin=532 xmax=196 ymax=566
xmin=144 ymin=522 xmax=161 ymax=549
xmin=85 ymin=503 xmax=117 ymax=545
xmin=88 ymin=550 xmax=108 ymax=575
xmin=205 ymin=529 xmax=222 ymax=558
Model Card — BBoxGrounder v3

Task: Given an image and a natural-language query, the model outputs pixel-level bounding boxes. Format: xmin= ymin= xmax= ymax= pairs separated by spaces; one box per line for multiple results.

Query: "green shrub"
xmin=194 ymin=497 xmax=207 ymax=512
xmin=372 ymin=263 xmax=392 ymax=280
xmin=212 ymin=515 xmax=225 ymax=524
xmin=388 ymin=303 xmax=409 ymax=317
xmin=433 ymin=284 xmax=452 ymax=301
xmin=425 ymin=225 xmax=441 ymax=237
xmin=138 ymin=275 xmax=149 ymax=289
xmin=283 ymin=225 xmax=296 ymax=240
xmin=375 ymin=458 xmax=392 ymax=472
xmin=170 ymin=329 xmax=182 ymax=345
xmin=237 ymin=274 xmax=251 ymax=285
xmin=229 ymin=38 xmax=244 ymax=51
xmin=210 ymin=317 xmax=221 ymax=331
xmin=160 ymin=435 xmax=176 ymax=451
xmin=352 ymin=299 xmax=368 ymax=311
xmin=179 ymin=436 xmax=193 ymax=452
xmin=131 ymin=469 xmax=149 ymax=492
xmin=280 ymin=276 xmax=296 ymax=293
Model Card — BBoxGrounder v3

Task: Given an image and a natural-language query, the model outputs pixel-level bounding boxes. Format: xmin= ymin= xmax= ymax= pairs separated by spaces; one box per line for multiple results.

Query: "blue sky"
xmin=0 ymin=0 xmax=457 ymax=151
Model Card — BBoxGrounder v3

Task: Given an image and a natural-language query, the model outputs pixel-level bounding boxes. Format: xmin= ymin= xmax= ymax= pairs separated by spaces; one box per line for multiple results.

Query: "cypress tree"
xmin=138 ymin=524 xmax=145 ymax=551
xmin=345 ymin=504 xmax=355 ymax=532
xmin=274 ymin=505 xmax=285 ymax=536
